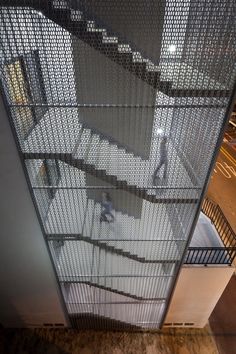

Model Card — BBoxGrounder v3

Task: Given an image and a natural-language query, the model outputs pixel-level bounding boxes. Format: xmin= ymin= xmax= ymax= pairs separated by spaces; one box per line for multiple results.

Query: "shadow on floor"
xmin=0 ymin=327 xmax=68 ymax=354
xmin=0 ymin=327 xmax=218 ymax=354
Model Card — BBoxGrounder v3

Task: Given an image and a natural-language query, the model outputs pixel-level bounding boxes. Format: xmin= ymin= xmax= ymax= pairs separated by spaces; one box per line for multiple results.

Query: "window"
xmin=4 ymin=50 xmax=47 ymax=140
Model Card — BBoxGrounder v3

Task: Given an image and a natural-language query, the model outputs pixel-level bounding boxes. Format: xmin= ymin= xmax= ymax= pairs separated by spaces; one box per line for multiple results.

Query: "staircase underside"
xmin=62 ymin=280 xmax=166 ymax=301
xmin=1 ymin=0 xmax=230 ymax=96
xmin=24 ymin=152 xmax=198 ymax=204
xmin=47 ymin=234 xmax=179 ymax=264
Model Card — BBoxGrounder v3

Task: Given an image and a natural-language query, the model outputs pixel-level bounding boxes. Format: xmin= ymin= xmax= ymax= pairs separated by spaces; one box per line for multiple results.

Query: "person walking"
xmin=153 ymin=136 xmax=168 ymax=184
xmin=100 ymin=192 xmax=115 ymax=223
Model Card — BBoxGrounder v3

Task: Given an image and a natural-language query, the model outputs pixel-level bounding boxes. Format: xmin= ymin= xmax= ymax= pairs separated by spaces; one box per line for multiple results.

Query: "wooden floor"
xmin=0 ymin=326 xmax=218 ymax=354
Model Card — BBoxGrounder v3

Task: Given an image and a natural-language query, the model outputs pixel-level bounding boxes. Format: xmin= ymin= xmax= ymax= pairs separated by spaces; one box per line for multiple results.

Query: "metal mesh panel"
xmin=1 ymin=0 xmax=235 ymax=330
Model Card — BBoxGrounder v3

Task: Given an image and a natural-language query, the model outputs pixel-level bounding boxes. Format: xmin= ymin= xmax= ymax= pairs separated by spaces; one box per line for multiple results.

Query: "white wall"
xmin=0 ymin=92 xmax=68 ymax=327
xmin=165 ymin=266 xmax=234 ymax=327
xmin=73 ymin=38 xmax=156 ymax=160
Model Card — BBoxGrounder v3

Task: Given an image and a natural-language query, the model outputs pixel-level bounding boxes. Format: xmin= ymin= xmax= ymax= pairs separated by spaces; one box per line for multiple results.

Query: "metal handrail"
xmin=185 ymin=247 xmax=236 ymax=265
xmin=201 ymin=197 xmax=236 ymax=248
xmin=185 ymin=198 xmax=236 ymax=265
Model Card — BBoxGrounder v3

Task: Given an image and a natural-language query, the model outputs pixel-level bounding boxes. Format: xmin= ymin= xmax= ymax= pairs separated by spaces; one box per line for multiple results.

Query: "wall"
xmin=165 ymin=266 xmax=234 ymax=327
xmin=0 ymin=92 xmax=68 ymax=327
xmin=73 ymin=38 xmax=156 ymax=160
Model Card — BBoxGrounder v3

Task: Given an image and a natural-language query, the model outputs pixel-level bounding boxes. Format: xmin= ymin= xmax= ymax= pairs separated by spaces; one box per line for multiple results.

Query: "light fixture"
xmin=156 ymin=128 xmax=164 ymax=135
xmin=167 ymin=44 xmax=176 ymax=53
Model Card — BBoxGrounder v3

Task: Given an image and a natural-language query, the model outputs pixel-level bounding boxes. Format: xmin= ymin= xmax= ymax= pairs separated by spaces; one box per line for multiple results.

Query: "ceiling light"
xmin=168 ymin=44 xmax=176 ymax=53
xmin=156 ymin=128 xmax=164 ymax=135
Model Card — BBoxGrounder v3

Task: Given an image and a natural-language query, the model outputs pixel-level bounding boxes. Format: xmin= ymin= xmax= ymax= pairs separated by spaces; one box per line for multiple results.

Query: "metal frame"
xmin=1 ymin=1 xmax=235 ymax=331
xmin=0 ymin=80 xmax=71 ymax=328
xmin=160 ymin=79 xmax=236 ymax=327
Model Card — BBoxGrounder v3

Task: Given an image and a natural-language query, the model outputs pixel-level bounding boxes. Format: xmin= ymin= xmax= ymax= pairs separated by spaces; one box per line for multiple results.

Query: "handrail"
xmin=201 ymin=197 xmax=236 ymax=248
xmin=185 ymin=247 xmax=236 ymax=265
xmin=185 ymin=197 xmax=236 ymax=265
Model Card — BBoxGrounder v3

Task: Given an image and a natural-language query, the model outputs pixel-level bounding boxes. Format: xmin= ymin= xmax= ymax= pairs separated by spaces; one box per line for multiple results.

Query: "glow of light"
xmin=168 ymin=44 xmax=176 ymax=53
xmin=38 ymin=11 xmax=43 ymax=17
xmin=156 ymin=128 xmax=164 ymax=135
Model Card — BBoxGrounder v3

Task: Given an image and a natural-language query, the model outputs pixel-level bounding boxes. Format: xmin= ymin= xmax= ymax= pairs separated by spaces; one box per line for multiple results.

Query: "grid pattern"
xmin=0 ymin=0 xmax=235 ymax=330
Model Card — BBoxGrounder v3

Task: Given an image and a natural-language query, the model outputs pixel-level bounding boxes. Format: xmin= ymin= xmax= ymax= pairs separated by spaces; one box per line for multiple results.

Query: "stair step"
xmin=132 ymin=51 xmax=143 ymax=62
xmin=118 ymin=44 xmax=132 ymax=53
xmin=47 ymin=2 xmax=172 ymax=90
xmin=70 ymin=9 xmax=83 ymax=21
xmin=146 ymin=62 xmax=159 ymax=72
xmin=90 ymin=28 xmax=107 ymax=34
xmin=86 ymin=20 xmax=95 ymax=30
xmin=103 ymin=36 xmax=118 ymax=44
xmin=52 ymin=0 xmax=69 ymax=9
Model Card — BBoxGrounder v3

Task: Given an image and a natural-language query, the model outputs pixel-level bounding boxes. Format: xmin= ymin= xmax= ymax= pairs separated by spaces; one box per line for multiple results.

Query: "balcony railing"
xmin=185 ymin=198 xmax=236 ymax=265
xmin=201 ymin=198 xmax=236 ymax=249
xmin=185 ymin=247 xmax=235 ymax=265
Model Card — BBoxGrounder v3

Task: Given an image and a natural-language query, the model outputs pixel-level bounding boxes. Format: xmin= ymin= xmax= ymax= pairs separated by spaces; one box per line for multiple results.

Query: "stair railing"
xmin=201 ymin=198 xmax=236 ymax=249
xmin=185 ymin=197 xmax=236 ymax=265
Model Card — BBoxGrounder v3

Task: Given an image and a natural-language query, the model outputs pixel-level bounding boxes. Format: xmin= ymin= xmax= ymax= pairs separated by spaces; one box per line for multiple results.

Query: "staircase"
xmin=52 ymin=239 xmax=172 ymax=299
xmin=63 ymin=283 xmax=164 ymax=328
xmin=45 ymin=0 xmax=165 ymax=90
xmin=72 ymin=125 xmax=149 ymax=186
xmin=24 ymin=118 xmax=199 ymax=204
xmin=47 ymin=194 xmax=182 ymax=262
xmin=1 ymin=0 xmax=230 ymax=96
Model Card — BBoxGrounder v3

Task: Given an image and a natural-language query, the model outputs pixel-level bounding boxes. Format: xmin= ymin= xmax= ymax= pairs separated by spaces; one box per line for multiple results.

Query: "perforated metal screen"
xmin=0 ymin=0 xmax=235 ymax=330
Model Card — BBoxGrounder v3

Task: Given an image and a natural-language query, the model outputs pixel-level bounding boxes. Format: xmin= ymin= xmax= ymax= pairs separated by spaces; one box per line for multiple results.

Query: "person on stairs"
xmin=153 ymin=136 xmax=168 ymax=184
xmin=100 ymin=192 xmax=115 ymax=223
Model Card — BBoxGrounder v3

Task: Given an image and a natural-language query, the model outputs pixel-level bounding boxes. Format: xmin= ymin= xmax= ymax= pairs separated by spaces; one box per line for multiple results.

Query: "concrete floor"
xmin=0 ymin=327 xmax=218 ymax=354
